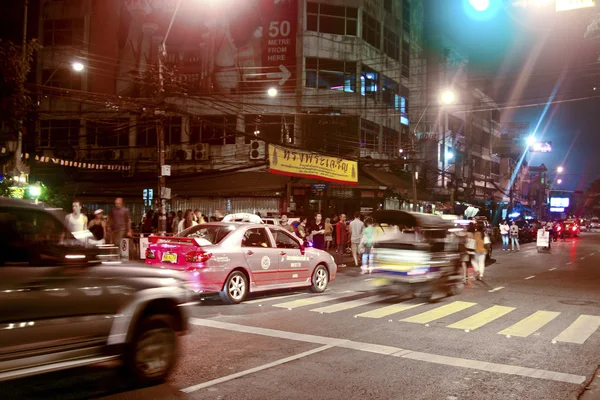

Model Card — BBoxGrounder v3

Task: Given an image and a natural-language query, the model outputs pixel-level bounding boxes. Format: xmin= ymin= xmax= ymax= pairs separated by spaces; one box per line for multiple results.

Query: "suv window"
xmin=0 ymin=208 xmax=73 ymax=265
xmin=241 ymin=228 xmax=272 ymax=248
xmin=271 ymin=229 xmax=301 ymax=249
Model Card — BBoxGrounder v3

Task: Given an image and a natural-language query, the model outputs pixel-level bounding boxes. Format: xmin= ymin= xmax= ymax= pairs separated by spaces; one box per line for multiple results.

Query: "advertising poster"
xmin=268 ymin=144 xmax=358 ymax=185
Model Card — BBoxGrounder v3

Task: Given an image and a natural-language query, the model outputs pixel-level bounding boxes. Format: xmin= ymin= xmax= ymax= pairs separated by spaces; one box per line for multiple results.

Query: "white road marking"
xmin=180 ymin=344 xmax=334 ymax=393
xmin=272 ymin=292 xmax=358 ymax=309
xmin=548 ymin=268 xmax=557 ymax=271
xmin=244 ymin=293 xmax=304 ymax=304
xmin=554 ymin=315 xmax=600 ymax=344
xmin=310 ymin=295 xmax=396 ymax=314
xmin=355 ymin=301 xmax=424 ymax=319
xmin=567 ymin=262 xmax=573 ymax=265
xmin=189 ymin=318 xmax=586 ymax=385
xmin=524 ymin=276 xmax=536 ymax=280
xmin=581 ymin=257 xmax=586 ymax=260
xmin=498 ymin=311 xmax=560 ymax=338
xmin=488 ymin=286 xmax=505 ymax=293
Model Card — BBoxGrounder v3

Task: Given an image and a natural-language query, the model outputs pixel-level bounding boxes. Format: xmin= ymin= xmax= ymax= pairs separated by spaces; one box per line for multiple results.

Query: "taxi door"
xmin=241 ymin=227 xmax=280 ymax=286
xmin=269 ymin=228 xmax=310 ymax=284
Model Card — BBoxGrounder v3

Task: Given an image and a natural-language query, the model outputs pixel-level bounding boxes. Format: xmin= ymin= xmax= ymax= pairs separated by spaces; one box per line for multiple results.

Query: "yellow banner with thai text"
xmin=268 ymin=144 xmax=358 ymax=185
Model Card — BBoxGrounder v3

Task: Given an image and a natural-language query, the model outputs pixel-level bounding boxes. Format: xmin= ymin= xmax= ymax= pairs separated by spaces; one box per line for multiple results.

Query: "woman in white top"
xmin=177 ymin=209 xmax=198 ymax=234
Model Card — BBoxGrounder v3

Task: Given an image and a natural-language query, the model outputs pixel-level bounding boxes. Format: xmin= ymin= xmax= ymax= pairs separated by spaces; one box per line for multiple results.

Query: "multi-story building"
xmin=31 ymin=0 xmax=424 ymax=220
xmin=416 ymin=29 xmax=503 ymax=217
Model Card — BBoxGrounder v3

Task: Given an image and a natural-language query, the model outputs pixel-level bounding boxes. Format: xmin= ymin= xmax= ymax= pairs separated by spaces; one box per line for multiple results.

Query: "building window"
xmin=362 ymin=12 xmax=381 ymax=49
xmin=384 ymin=0 xmax=393 ymax=13
xmin=401 ymin=36 xmax=410 ymax=78
xmin=164 ymin=117 xmax=182 ymax=145
xmin=361 ymin=119 xmax=379 ymax=151
xmin=492 ymin=162 xmax=500 ymax=175
xmin=192 ymin=116 xmax=236 ymax=146
xmin=305 ymin=57 xmax=357 ymax=92
xmin=361 ymin=65 xmax=379 ymax=99
xmin=87 ymin=119 xmax=129 ymax=147
xmin=137 ymin=119 xmax=158 ymax=147
xmin=382 ymin=76 xmax=399 ymax=109
xmin=399 ymin=85 xmax=409 ymax=125
xmin=43 ymin=18 xmax=84 ymax=46
xmin=42 ymin=68 xmax=82 ymax=90
xmin=307 ymin=2 xmax=358 ymax=36
xmin=402 ymin=0 xmax=410 ymax=35
xmin=383 ymin=127 xmax=398 ymax=157
xmin=245 ymin=115 xmax=293 ymax=145
xmin=39 ymin=119 xmax=80 ymax=148
xmin=384 ymin=27 xmax=400 ymax=61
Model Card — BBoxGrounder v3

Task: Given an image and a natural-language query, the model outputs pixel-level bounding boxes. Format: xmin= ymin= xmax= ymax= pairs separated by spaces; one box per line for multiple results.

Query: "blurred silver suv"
xmin=0 ymin=198 xmax=189 ymax=384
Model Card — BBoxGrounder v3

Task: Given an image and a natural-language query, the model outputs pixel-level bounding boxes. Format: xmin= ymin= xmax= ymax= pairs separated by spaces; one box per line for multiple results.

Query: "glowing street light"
xmin=446 ymin=152 xmax=454 ymax=161
xmin=440 ymin=89 xmax=457 ymax=105
xmin=526 ymin=136 xmax=536 ymax=146
xmin=557 ymin=166 xmax=564 ymax=173
xmin=71 ymin=62 xmax=85 ymax=72
xmin=267 ymin=87 xmax=278 ymax=97
xmin=557 ymin=179 xmax=563 ymax=185
xmin=469 ymin=0 xmax=490 ymax=12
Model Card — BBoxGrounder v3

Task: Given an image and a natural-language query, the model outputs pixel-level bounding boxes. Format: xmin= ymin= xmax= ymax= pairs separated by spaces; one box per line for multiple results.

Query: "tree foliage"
xmin=584 ymin=177 xmax=600 ymax=215
xmin=0 ymin=39 xmax=40 ymax=134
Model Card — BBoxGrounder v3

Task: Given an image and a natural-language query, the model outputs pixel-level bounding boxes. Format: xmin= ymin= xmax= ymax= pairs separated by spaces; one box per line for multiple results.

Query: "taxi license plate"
xmin=372 ymin=278 xmax=390 ymax=286
xmin=162 ymin=253 xmax=178 ymax=263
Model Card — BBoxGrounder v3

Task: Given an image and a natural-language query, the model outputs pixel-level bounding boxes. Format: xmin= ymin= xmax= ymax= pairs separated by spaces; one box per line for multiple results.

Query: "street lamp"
xmin=557 ymin=166 xmax=564 ymax=173
xmin=526 ymin=136 xmax=536 ymax=146
xmin=469 ymin=0 xmax=490 ymax=12
xmin=71 ymin=62 xmax=84 ymax=72
xmin=440 ymin=89 xmax=457 ymax=105
xmin=267 ymin=87 xmax=278 ymax=97
xmin=557 ymin=178 xmax=563 ymax=185
xmin=446 ymin=151 xmax=454 ymax=161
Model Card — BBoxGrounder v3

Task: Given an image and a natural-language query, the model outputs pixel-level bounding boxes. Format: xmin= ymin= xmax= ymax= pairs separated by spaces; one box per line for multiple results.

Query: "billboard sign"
xmin=125 ymin=0 xmax=297 ymax=94
xmin=550 ymin=197 xmax=570 ymax=208
xmin=268 ymin=144 xmax=358 ymax=185
xmin=530 ymin=141 xmax=552 ymax=153
xmin=556 ymin=0 xmax=595 ymax=11
xmin=502 ymin=122 xmax=530 ymax=139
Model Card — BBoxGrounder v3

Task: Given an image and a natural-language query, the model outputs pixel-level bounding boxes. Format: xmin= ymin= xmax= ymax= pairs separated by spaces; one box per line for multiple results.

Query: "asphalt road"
xmin=3 ymin=232 xmax=600 ymax=400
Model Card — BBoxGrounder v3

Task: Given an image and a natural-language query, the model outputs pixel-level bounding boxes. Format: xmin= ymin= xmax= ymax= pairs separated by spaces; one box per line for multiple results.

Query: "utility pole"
xmin=155 ymin=0 xmax=183 ymax=235
xmin=15 ymin=0 xmax=29 ymax=179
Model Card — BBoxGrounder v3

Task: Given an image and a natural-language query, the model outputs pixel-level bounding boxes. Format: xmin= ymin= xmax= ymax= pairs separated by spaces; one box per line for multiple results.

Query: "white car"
xmin=590 ymin=217 xmax=600 ymax=230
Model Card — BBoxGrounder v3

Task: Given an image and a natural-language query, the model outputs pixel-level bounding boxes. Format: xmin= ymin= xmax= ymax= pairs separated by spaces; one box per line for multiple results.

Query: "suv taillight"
xmin=573 ymin=226 xmax=577 ymax=231
xmin=146 ymin=248 xmax=156 ymax=259
xmin=185 ymin=251 xmax=212 ymax=263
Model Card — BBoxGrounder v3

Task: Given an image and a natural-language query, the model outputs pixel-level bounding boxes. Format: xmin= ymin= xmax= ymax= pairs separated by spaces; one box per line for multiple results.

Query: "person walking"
xmin=360 ymin=218 xmax=375 ymax=274
xmin=88 ymin=209 xmax=106 ymax=244
xmin=280 ymin=215 xmax=294 ymax=233
xmin=172 ymin=210 xmax=183 ymax=233
xmin=349 ymin=212 xmax=364 ymax=267
xmin=500 ymin=220 xmax=510 ymax=251
xmin=324 ymin=218 xmax=333 ymax=250
xmin=473 ymin=225 xmax=487 ymax=281
xmin=335 ymin=214 xmax=348 ymax=267
xmin=178 ymin=209 xmax=198 ymax=233
xmin=296 ymin=216 xmax=308 ymax=245
xmin=510 ymin=220 xmax=520 ymax=251
xmin=65 ymin=200 xmax=88 ymax=233
xmin=108 ymin=197 xmax=131 ymax=247
xmin=311 ymin=213 xmax=325 ymax=250
xmin=141 ymin=209 xmax=155 ymax=235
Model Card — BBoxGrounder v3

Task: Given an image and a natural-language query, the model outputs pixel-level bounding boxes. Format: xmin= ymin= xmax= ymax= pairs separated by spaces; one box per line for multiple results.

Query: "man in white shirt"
xmin=65 ymin=200 xmax=88 ymax=233
xmin=349 ymin=212 xmax=364 ymax=267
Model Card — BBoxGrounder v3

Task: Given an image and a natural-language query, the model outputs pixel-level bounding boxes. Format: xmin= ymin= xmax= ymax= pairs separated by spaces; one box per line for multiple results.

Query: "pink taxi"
xmin=145 ymin=223 xmax=337 ymax=304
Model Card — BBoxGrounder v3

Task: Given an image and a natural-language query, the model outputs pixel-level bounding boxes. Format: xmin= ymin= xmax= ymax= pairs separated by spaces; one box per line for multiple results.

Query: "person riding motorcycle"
xmin=552 ymin=220 xmax=565 ymax=242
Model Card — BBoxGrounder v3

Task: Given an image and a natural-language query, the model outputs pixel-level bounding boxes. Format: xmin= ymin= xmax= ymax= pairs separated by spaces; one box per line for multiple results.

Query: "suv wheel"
xmin=310 ymin=265 xmax=329 ymax=293
xmin=126 ymin=314 xmax=177 ymax=385
xmin=219 ymin=271 xmax=248 ymax=304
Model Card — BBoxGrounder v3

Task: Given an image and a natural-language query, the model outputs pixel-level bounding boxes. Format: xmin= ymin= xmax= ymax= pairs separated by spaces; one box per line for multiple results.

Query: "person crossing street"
xmin=510 ymin=221 xmax=520 ymax=251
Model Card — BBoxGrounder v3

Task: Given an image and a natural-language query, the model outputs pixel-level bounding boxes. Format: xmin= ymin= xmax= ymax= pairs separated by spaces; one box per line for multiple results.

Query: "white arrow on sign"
xmin=266 ymin=65 xmax=291 ymax=85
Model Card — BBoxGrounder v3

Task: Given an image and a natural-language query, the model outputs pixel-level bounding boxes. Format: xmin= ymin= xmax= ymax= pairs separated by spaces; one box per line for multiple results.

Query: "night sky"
xmin=428 ymin=0 xmax=600 ymax=191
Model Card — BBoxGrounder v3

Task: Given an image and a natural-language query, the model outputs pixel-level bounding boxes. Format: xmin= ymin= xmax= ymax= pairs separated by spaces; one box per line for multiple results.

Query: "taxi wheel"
xmin=310 ymin=265 xmax=329 ymax=293
xmin=219 ymin=271 xmax=248 ymax=304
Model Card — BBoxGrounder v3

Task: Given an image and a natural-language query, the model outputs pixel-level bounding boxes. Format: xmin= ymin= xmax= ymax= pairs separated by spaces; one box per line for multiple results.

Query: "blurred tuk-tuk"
xmin=369 ymin=210 xmax=464 ymax=301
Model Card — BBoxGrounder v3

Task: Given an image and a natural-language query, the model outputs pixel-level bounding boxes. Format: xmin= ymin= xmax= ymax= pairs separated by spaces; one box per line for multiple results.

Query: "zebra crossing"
xmin=244 ymin=292 xmax=600 ymax=345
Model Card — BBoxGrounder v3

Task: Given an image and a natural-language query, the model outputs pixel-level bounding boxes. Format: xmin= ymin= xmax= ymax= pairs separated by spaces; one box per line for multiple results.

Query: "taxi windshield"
xmin=178 ymin=224 xmax=234 ymax=244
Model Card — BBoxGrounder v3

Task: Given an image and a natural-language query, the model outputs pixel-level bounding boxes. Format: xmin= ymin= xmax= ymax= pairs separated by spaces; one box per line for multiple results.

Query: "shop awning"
xmin=293 ymin=171 xmax=380 ymax=190
xmin=362 ymin=168 xmax=410 ymax=193
xmin=59 ymin=171 xmax=290 ymax=200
